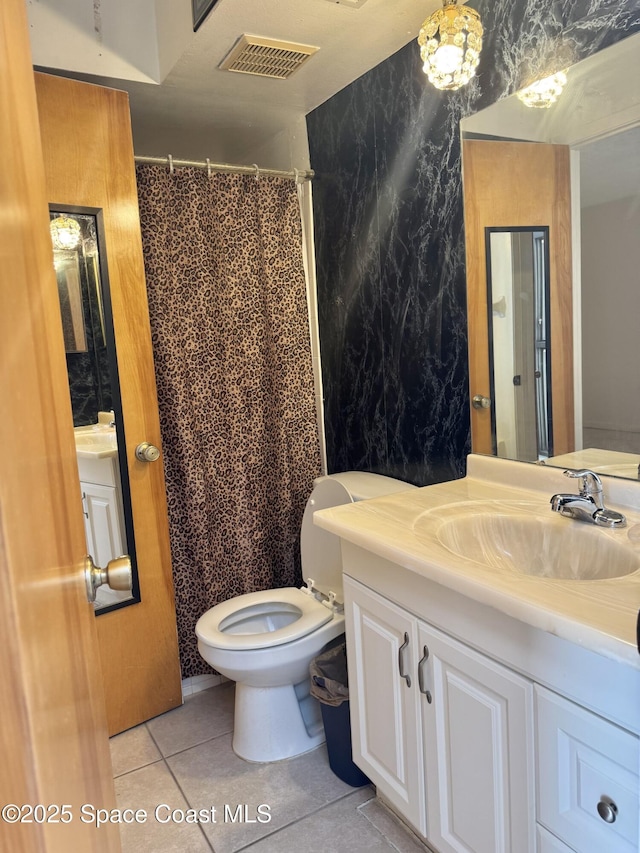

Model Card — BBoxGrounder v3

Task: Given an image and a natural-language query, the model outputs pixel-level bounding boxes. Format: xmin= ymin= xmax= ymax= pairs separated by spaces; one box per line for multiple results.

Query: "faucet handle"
xmin=562 ymin=468 xmax=603 ymax=495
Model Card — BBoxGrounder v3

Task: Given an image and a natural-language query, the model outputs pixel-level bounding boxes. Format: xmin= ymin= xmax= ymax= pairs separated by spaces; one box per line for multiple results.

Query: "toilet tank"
xmin=323 ymin=470 xmax=417 ymax=502
xmin=300 ymin=471 xmax=416 ymax=604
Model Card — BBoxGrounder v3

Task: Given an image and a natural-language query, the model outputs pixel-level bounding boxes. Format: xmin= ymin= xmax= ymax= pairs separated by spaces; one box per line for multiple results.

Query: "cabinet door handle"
xmin=418 ymin=645 xmax=432 ymax=703
xmin=398 ymin=632 xmax=411 ymax=688
xmin=597 ymin=798 xmax=618 ymax=823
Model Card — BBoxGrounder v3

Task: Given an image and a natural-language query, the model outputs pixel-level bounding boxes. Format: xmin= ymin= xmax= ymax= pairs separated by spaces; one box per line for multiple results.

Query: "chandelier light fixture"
xmin=516 ymin=71 xmax=568 ymax=109
xmin=417 ymin=0 xmax=483 ymax=91
xmin=49 ymin=215 xmax=82 ymax=250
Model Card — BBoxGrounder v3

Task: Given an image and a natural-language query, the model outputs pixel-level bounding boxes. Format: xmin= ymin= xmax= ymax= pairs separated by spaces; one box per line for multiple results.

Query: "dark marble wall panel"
xmin=307 ymin=0 xmax=640 ymax=486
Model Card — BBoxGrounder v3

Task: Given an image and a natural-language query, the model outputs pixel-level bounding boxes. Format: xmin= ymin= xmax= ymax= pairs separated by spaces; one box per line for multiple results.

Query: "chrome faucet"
xmin=550 ymin=468 xmax=626 ymax=528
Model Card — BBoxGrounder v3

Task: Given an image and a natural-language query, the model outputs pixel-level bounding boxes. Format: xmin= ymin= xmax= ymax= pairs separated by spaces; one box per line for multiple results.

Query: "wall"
xmin=307 ymin=0 xmax=640 ymax=486
xmin=582 ymin=194 xmax=640 ymax=450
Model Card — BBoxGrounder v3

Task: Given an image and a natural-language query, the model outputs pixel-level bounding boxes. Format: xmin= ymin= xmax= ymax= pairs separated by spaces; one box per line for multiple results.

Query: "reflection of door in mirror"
xmin=463 ymin=139 xmax=574 ymax=459
xmin=486 ymin=228 xmax=551 ymax=462
xmin=461 ymin=35 xmax=640 ymax=480
xmin=50 ymin=208 xmax=139 ymax=613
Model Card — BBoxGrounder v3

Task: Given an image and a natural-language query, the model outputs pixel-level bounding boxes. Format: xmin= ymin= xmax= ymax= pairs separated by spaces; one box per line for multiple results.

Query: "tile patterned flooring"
xmin=110 ymin=683 xmax=427 ymax=852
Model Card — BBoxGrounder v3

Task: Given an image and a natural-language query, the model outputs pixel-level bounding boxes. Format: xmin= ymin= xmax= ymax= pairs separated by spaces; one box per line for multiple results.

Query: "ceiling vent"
xmin=219 ymin=35 xmax=319 ymax=80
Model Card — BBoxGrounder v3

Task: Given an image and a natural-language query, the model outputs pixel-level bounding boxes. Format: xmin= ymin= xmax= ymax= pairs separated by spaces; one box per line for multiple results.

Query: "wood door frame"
xmin=0 ymin=0 xmax=119 ymax=848
xmin=463 ymin=139 xmax=574 ymax=459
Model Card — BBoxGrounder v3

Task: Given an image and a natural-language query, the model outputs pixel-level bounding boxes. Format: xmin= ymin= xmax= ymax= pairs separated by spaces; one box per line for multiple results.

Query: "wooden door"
xmin=343 ymin=576 xmax=426 ymax=836
xmin=34 ymin=73 xmax=183 ymax=735
xmin=463 ymin=140 xmax=574 ymax=458
xmin=0 ymin=0 xmax=119 ymax=849
xmin=419 ymin=622 xmax=535 ymax=853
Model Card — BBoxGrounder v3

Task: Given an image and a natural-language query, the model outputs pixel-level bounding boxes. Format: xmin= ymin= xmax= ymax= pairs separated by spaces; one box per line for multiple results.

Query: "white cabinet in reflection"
xmin=77 ymin=453 xmax=128 ymax=609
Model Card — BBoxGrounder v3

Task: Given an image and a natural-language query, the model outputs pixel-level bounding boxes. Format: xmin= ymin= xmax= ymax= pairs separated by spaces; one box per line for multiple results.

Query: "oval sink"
xmin=435 ymin=512 xmax=639 ymax=580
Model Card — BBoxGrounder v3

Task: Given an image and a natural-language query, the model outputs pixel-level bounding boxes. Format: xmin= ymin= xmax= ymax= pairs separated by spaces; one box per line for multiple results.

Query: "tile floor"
xmin=110 ymin=683 xmax=428 ymax=852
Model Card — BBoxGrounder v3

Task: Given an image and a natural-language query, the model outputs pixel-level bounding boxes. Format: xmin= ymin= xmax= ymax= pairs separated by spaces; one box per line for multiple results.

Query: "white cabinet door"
xmin=81 ymin=480 xmax=126 ymax=569
xmin=419 ymin=621 xmax=535 ymax=853
xmin=343 ymin=576 xmax=426 ymax=835
xmin=536 ymin=685 xmax=639 ymax=853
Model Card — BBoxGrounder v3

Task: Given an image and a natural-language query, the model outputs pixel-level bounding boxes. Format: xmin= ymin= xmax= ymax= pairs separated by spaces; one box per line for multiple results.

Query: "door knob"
xmin=472 ymin=394 xmax=491 ymax=409
xmin=84 ymin=554 xmax=132 ymax=603
xmin=135 ymin=442 xmax=160 ymax=462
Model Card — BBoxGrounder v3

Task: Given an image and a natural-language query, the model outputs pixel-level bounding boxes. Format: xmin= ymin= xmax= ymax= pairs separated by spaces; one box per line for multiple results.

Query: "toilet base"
xmin=232 ymin=680 xmax=325 ymax=762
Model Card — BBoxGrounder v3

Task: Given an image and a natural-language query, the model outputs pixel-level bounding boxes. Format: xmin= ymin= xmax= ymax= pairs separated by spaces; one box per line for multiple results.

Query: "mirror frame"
xmin=51 ymin=203 xmax=141 ymax=613
xmin=485 ymin=225 xmax=553 ymax=461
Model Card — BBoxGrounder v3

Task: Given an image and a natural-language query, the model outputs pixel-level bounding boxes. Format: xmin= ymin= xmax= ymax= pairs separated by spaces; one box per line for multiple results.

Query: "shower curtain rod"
xmin=134 ymin=154 xmax=314 ymax=182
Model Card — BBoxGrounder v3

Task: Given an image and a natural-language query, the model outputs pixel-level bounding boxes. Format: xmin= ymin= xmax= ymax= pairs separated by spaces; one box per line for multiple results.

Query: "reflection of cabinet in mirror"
xmin=76 ymin=417 xmax=130 ymax=610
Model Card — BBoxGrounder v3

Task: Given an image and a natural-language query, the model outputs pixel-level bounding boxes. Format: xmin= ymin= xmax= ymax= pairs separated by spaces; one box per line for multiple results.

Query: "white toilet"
xmin=196 ymin=471 xmax=415 ymax=763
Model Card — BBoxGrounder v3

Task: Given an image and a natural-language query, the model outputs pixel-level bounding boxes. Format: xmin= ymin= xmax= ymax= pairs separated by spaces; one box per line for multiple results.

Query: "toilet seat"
xmin=196 ymin=587 xmax=333 ymax=651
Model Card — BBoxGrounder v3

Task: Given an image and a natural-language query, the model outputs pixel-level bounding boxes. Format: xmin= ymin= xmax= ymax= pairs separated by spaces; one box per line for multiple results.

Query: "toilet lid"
xmin=195 ymin=587 xmax=333 ymax=650
xmin=300 ymin=478 xmax=353 ymax=603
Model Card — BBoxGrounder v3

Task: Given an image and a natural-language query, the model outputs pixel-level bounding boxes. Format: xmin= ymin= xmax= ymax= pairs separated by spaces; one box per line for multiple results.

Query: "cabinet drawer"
xmin=536 ymin=824 xmax=574 ymax=853
xmin=536 ymin=685 xmax=638 ymax=853
xmin=77 ymin=455 xmax=119 ymax=486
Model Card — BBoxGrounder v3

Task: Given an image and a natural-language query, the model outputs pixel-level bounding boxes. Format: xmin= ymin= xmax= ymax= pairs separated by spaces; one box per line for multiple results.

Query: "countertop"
xmin=314 ymin=455 xmax=640 ymax=668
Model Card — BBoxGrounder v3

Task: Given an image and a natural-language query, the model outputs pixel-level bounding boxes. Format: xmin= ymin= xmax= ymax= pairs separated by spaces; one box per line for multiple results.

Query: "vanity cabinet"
xmin=344 ymin=575 xmax=535 ymax=852
xmin=535 ymin=685 xmax=638 ymax=853
xmin=344 ymin=576 xmax=426 ymax=832
xmin=419 ymin=620 xmax=534 ymax=853
xmin=343 ymin=572 xmax=639 ymax=853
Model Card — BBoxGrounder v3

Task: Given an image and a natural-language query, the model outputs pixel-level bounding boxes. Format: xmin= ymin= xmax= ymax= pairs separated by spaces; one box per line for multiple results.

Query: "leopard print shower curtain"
xmin=136 ymin=165 xmax=322 ymax=677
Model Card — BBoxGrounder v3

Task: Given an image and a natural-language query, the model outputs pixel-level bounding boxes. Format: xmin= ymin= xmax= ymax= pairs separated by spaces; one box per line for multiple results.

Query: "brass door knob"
xmin=472 ymin=394 xmax=491 ymax=410
xmin=84 ymin=554 xmax=132 ymax=603
xmin=135 ymin=442 xmax=160 ymax=462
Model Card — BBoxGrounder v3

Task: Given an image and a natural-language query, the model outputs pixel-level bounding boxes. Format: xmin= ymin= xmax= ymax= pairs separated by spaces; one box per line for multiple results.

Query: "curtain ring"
xmin=206 ymin=158 xmax=212 ymax=178
xmin=294 ymin=168 xmax=302 ymax=184
xmin=252 ymin=163 xmax=260 ymax=181
xmin=168 ymin=154 xmax=174 ymax=175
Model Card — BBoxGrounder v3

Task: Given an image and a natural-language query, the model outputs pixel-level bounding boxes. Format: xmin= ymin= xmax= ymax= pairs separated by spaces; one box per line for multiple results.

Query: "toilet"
xmin=196 ymin=471 xmax=415 ymax=763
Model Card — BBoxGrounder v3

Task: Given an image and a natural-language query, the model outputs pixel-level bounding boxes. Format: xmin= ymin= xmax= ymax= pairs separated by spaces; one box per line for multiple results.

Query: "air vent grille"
xmin=219 ymin=35 xmax=319 ymax=79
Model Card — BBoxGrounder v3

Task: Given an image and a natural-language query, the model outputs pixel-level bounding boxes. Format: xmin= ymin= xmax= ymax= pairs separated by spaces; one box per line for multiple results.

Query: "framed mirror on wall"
xmin=50 ymin=206 xmax=140 ymax=613
xmin=461 ymin=32 xmax=640 ymax=480
xmin=485 ymin=227 xmax=552 ymax=462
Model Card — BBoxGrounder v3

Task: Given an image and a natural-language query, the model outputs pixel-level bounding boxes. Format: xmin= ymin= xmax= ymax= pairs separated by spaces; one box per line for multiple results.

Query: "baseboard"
xmin=181 ymin=673 xmax=227 ymax=698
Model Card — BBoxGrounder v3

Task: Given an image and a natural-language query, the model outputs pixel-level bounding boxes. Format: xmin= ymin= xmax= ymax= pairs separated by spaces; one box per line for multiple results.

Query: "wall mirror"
xmin=485 ymin=227 xmax=552 ymax=462
xmin=50 ymin=207 xmax=140 ymax=612
xmin=461 ymin=32 xmax=640 ymax=480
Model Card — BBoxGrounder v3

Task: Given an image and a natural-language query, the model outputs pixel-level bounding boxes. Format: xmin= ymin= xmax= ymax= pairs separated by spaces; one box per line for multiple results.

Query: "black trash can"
xmin=309 ymin=641 xmax=370 ymax=787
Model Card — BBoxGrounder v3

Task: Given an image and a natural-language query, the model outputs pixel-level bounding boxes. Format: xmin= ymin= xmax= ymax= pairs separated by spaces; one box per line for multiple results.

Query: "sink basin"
xmin=74 ymin=426 xmax=117 ymax=459
xmin=415 ymin=503 xmax=639 ymax=580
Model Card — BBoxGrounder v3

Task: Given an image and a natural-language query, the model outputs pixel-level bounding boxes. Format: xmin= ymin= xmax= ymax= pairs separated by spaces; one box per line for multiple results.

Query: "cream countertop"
xmin=314 ymin=454 xmax=640 ymax=669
